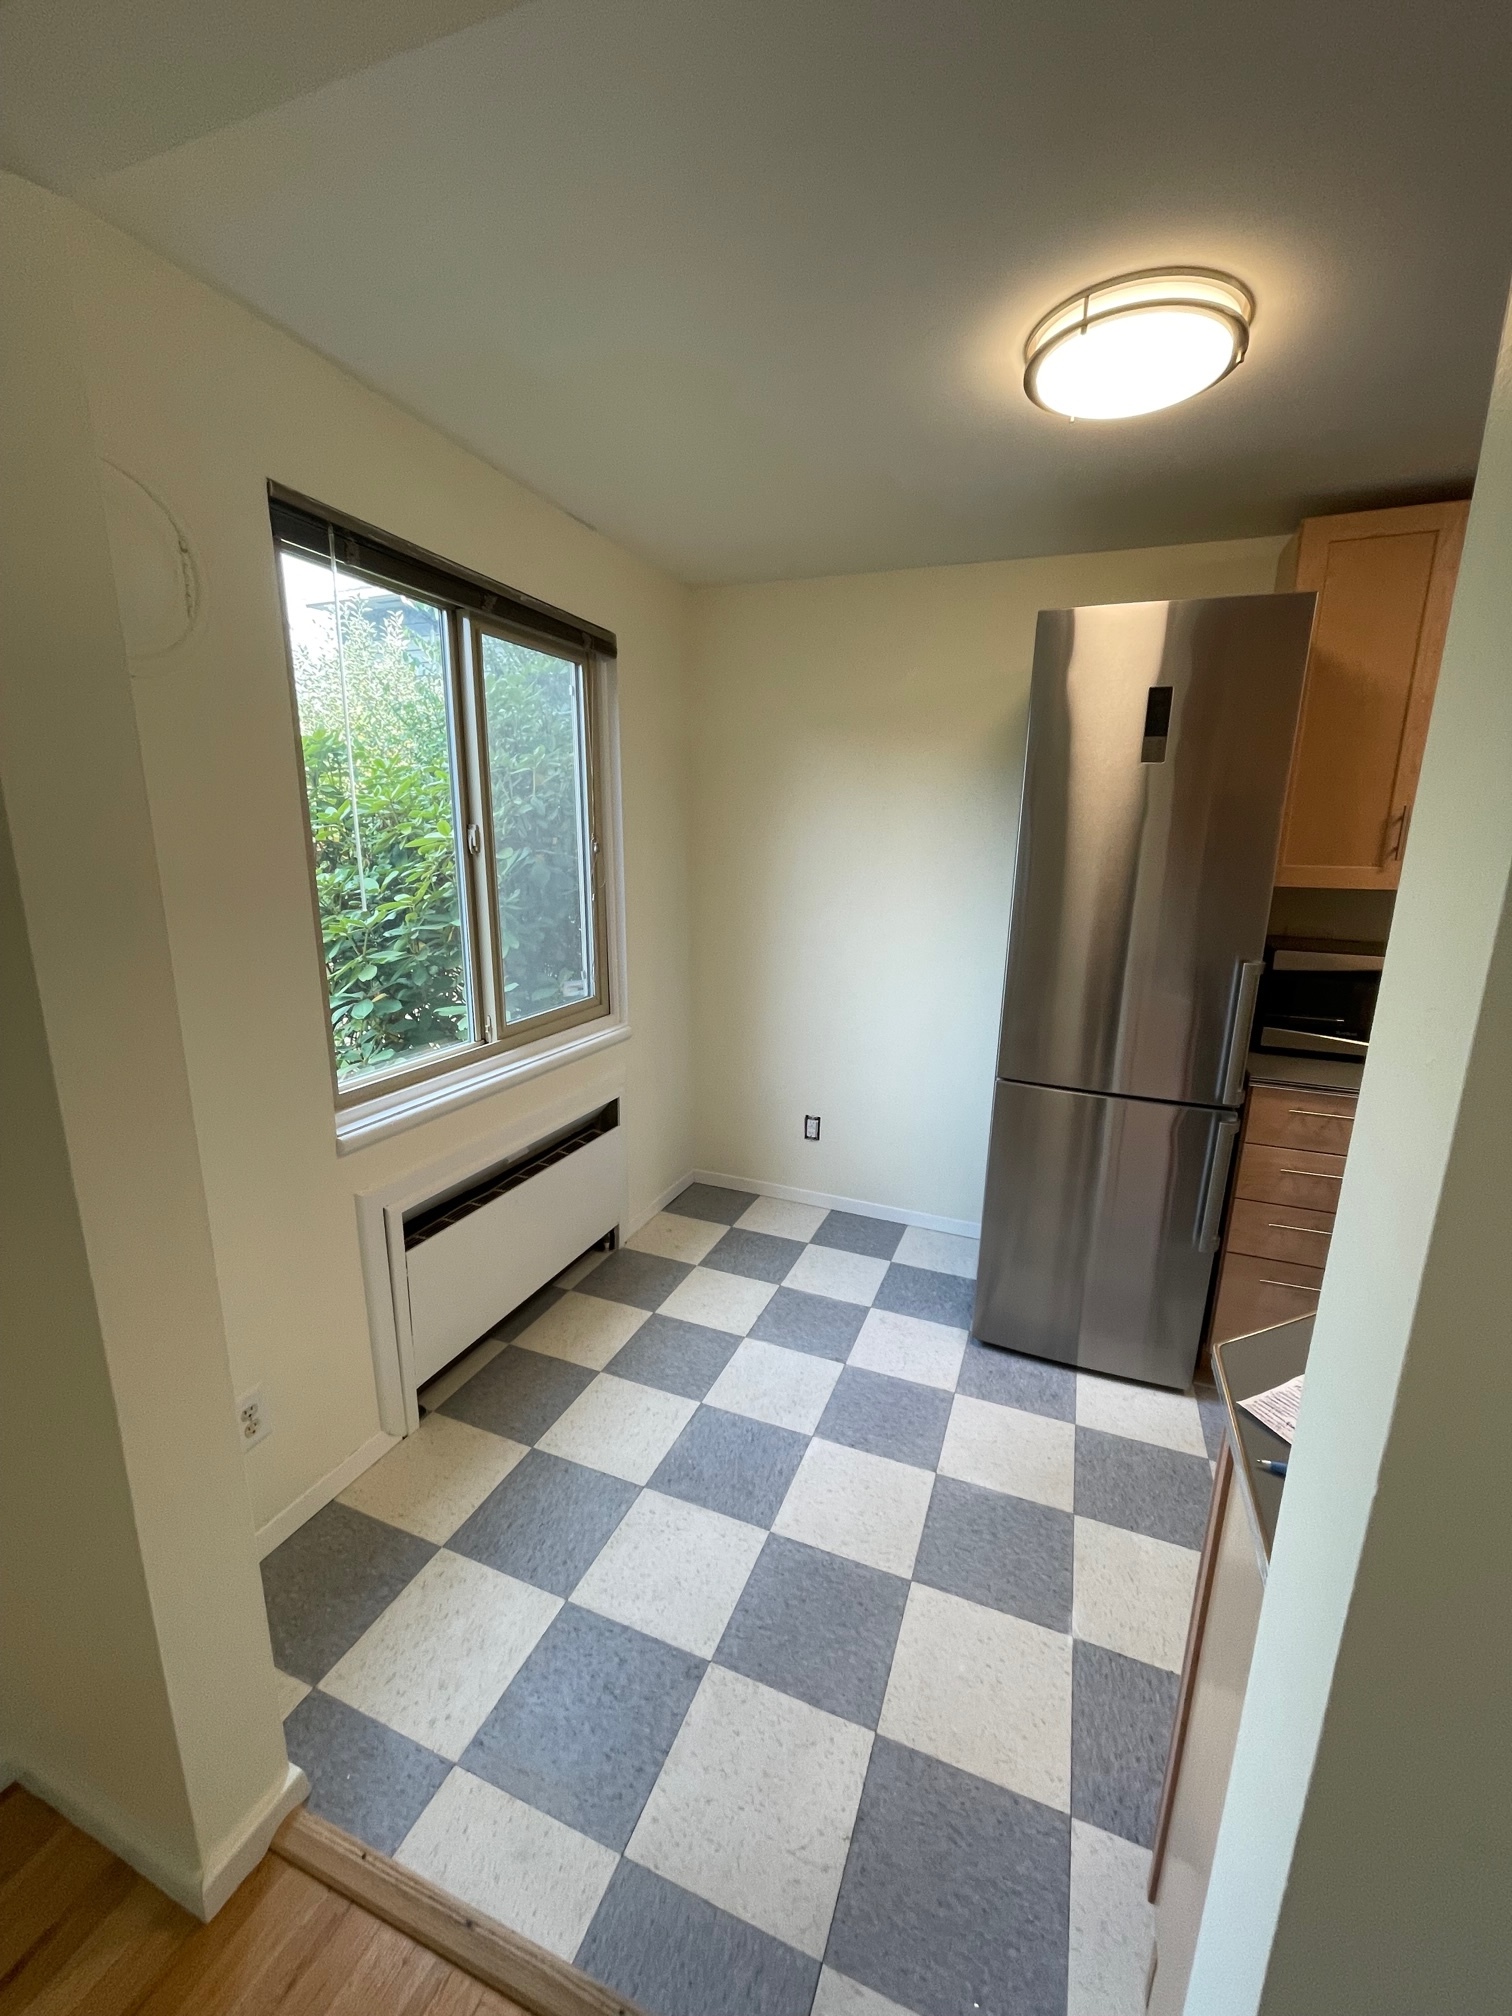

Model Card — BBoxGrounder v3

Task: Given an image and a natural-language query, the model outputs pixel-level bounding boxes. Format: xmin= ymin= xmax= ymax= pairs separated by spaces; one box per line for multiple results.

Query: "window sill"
xmin=334 ymin=1012 xmax=631 ymax=1155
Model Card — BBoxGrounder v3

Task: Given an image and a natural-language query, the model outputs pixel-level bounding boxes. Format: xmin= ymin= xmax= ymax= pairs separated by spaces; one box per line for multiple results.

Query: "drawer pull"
xmin=1267 ymin=1222 xmax=1331 ymax=1236
xmin=1287 ymin=1107 xmax=1352 ymax=1120
xmin=1260 ymin=1278 xmax=1320 ymax=1293
xmin=1280 ymin=1167 xmax=1342 ymax=1180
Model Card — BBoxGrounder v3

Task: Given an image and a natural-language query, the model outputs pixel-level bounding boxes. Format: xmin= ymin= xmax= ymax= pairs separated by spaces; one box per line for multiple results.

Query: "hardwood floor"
xmin=0 ymin=1785 xmax=637 ymax=2015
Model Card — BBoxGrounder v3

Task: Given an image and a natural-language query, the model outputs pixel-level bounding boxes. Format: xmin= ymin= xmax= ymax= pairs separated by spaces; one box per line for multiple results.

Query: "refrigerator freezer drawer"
xmin=973 ymin=1079 xmax=1231 ymax=1390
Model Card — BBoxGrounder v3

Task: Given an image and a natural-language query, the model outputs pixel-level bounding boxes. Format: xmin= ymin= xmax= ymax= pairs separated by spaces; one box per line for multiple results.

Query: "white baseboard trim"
xmin=8 ymin=1755 xmax=307 ymax=1919
xmin=691 ymin=1169 xmax=981 ymax=1241
xmin=199 ymin=1760 xmax=309 ymax=1919
xmin=254 ymin=1429 xmax=396 ymax=1560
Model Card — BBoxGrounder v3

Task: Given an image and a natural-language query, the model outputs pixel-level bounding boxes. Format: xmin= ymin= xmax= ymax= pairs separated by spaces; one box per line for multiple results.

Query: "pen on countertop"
xmin=1257 ymin=1458 xmax=1289 ymax=1478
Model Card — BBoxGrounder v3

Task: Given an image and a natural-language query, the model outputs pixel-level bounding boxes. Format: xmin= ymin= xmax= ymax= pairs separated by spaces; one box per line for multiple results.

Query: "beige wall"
xmin=0 ymin=173 xmax=292 ymax=1911
xmin=0 ymin=788 xmax=201 ymax=1884
xmin=1189 ymin=300 xmax=1512 ymax=2012
xmin=60 ymin=206 xmax=697 ymax=1541
xmin=689 ymin=536 xmax=1288 ymax=1228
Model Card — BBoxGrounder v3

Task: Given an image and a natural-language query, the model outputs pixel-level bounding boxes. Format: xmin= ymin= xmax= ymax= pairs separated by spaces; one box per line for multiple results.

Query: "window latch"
xmin=467 ymin=823 xmax=483 ymax=857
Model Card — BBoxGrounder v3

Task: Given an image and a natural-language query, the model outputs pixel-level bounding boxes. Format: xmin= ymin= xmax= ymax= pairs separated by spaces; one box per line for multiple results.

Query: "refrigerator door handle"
xmin=1221 ymin=959 xmax=1266 ymax=1106
xmin=1196 ymin=1115 xmax=1241 ymax=1252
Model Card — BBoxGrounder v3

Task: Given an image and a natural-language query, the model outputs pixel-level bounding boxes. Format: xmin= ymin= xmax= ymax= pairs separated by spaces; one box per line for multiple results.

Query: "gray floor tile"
xmin=812 ymin=1210 xmax=906 ymax=1260
xmin=872 ymin=1262 xmax=976 ymax=1329
xmin=957 ymin=1338 xmax=1076 ymax=1420
xmin=607 ymin=1315 xmax=741 ymax=1400
xmin=670 ymin=1182 xmax=759 ymax=1224
xmin=578 ymin=1247 xmax=692 ymax=1311
xmin=260 ymin=1502 xmax=435 ymax=1685
xmin=749 ymin=1287 xmax=868 ymax=1361
xmin=447 ymin=1451 xmax=637 ymax=1596
xmin=578 ymin=1859 xmax=819 ymax=2016
xmin=440 ymin=1343 xmax=595 ymax=1444
xmin=826 ymin=1737 xmax=1070 ymax=2016
xmin=1074 ymin=1426 xmax=1214 ymax=1549
xmin=461 ymin=1605 xmax=704 ymax=1851
xmin=913 ymin=1476 xmax=1073 ymax=1633
xmin=703 ymin=1227 xmax=807 ymax=1285
xmin=1071 ymin=1639 xmax=1179 ymax=1849
xmin=282 ymin=1690 xmax=450 ymax=1855
xmin=651 ymin=1406 xmax=808 ymax=1527
xmin=491 ymin=1282 xmax=565 ymax=1343
xmin=1196 ymin=1388 xmax=1227 ymax=1462
xmin=715 ymin=1535 xmax=908 ymax=1729
xmin=816 ymin=1366 xmax=951 ymax=1470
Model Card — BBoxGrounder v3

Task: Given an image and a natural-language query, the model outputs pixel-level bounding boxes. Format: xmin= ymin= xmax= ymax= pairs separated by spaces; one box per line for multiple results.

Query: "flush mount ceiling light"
xmin=1024 ymin=268 xmax=1253 ymax=420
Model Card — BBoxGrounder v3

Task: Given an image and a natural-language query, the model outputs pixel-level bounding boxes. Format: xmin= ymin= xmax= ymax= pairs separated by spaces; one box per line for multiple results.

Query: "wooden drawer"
xmin=1226 ymin=1197 xmax=1335 ymax=1268
xmin=1210 ymin=1250 xmax=1324 ymax=1345
xmin=1234 ymin=1141 xmax=1347 ymax=1213
xmin=1245 ymin=1084 xmax=1356 ymax=1155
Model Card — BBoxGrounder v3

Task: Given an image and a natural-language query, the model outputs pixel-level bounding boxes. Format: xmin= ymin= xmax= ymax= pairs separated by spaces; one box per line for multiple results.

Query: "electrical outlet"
xmin=237 ymin=1386 xmax=270 ymax=1452
xmin=804 ymin=1114 xmax=821 ymax=1141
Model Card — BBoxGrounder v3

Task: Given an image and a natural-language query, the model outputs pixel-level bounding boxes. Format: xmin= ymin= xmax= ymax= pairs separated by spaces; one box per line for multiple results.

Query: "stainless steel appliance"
xmin=973 ymin=594 xmax=1316 ymax=1389
xmin=1253 ymin=943 xmax=1383 ymax=1060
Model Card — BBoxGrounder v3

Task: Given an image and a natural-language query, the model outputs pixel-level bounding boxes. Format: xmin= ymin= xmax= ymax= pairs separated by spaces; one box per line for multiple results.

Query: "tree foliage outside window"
xmin=284 ymin=554 xmax=470 ymax=1081
xmin=280 ymin=548 xmax=603 ymax=1092
xmin=482 ymin=634 xmax=594 ymax=1025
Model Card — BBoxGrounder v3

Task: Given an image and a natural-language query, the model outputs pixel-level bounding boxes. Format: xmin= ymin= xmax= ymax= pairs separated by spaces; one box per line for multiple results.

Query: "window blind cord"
xmin=327 ymin=529 xmax=369 ymax=915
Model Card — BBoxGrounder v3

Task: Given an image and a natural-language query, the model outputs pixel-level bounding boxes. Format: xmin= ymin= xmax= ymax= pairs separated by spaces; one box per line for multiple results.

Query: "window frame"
xmin=269 ymin=485 xmax=621 ymax=1126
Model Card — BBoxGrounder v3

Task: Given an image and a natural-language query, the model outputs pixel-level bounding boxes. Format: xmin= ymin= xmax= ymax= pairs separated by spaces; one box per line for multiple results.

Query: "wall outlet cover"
xmin=804 ymin=1115 xmax=821 ymax=1141
xmin=237 ymin=1385 xmax=271 ymax=1451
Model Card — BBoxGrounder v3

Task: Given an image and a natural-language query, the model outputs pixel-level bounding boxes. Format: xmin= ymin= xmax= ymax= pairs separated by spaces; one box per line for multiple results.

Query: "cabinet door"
xmin=1209 ymin=1251 xmax=1324 ymax=1345
xmin=1276 ymin=501 xmax=1467 ymax=889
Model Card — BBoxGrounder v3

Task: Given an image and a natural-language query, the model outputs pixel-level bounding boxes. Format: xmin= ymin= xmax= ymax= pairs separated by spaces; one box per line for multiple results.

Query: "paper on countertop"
xmin=1239 ymin=1374 xmax=1304 ymax=1446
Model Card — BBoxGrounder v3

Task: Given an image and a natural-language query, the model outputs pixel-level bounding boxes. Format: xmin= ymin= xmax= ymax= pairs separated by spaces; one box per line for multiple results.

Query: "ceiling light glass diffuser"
xmin=1024 ymin=269 xmax=1253 ymax=420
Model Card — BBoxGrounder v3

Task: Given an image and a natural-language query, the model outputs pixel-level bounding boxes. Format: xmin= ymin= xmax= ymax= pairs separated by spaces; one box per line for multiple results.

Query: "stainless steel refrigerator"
xmin=973 ymin=594 xmax=1316 ymax=1389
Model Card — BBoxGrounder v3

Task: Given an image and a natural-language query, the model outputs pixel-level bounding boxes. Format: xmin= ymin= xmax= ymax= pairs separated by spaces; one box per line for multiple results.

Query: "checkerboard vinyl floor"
xmin=263 ymin=1184 xmax=1223 ymax=2016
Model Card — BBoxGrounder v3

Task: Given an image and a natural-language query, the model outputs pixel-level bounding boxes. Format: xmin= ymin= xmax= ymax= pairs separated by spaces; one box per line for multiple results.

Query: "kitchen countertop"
xmin=1246 ymin=1049 xmax=1364 ymax=1096
xmin=1212 ymin=1314 xmax=1313 ymax=1578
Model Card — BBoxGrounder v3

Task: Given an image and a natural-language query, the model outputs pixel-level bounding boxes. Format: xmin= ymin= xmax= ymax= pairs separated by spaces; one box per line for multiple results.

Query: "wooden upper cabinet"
xmin=1275 ymin=499 xmax=1468 ymax=888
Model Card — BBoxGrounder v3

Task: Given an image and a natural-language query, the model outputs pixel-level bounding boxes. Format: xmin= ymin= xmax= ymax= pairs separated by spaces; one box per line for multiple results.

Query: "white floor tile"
xmin=273 ymin=1669 xmax=309 ymax=1720
xmin=626 ymin=1211 xmax=726 ymax=1265
xmin=938 ymin=1392 xmax=1076 ymax=1510
xmin=735 ymin=1195 xmax=828 ymax=1241
xmin=657 ymin=1266 xmax=776 ymax=1336
xmin=892 ymin=1226 xmax=980 ymax=1280
xmin=1068 ymin=1819 xmax=1155 ymax=2016
xmin=848 ymin=1307 xmax=966 ymax=1391
xmin=772 ymin=1438 xmax=934 ymax=1578
xmin=398 ymin=1769 xmax=617 ymax=1960
xmin=320 ymin=1550 xmax=560 ymax=1759
xmin=784 ymin=1245 xmax=888 ymax=1307
xmin=1075 ymin=1372 xmax=1208 ymax=1459
xmin=878 ymin=1583 xmax=1072 ymax=1811
xmin=810 ymin=1967 xmax=919 ymax=2016
xmin=338 ymin=1413 xmax=527 ymax=1544
xmin=627 ymin=1665 xmax=872 ymax=1960
xmin=515 ymin=1291 xmax=648 ymax=1370
xmin=572 ymin=1489 xmax=765 ymax=1656
xmin=536 ymin=1373 xmax=696 ymax=1485
xmin=705 ymin=1338 xmax=842 ymax=1434
xmin=812 ymin=1968 xmax=917 ymax=2016
xmin=1073 ymin=1517 xmax=1199 ymax=1673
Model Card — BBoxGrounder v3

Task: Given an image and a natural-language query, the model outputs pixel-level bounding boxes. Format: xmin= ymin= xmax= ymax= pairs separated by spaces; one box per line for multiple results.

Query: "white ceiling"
xmin=6 ymin=0 xmax=1512 ymax=582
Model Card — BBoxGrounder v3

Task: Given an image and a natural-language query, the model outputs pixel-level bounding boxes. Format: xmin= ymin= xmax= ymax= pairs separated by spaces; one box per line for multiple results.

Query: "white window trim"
xmin=335 ymin=656 xmax=630 ymax=1154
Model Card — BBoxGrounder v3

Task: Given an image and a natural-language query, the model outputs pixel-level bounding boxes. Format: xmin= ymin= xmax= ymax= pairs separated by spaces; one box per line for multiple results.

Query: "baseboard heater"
xmin=401 ymin=1100 xmax=623 ymax=1386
